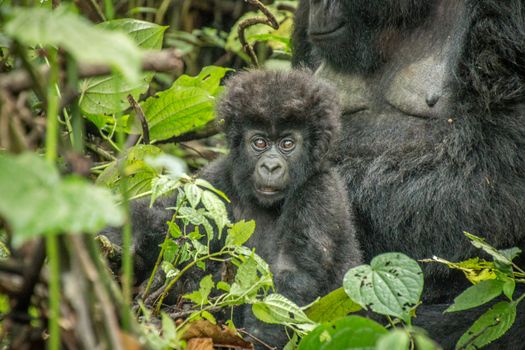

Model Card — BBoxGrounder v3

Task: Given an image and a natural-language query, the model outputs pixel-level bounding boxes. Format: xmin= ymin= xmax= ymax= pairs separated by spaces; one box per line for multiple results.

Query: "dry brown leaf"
xmin=182 ymin=320 xmax=254 ymax=350
xmin=187 ymin=338 xmax=214 ymax=350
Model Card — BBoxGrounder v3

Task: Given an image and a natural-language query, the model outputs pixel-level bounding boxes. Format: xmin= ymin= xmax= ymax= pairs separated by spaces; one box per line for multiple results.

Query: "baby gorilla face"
xmin=242 ymin=129 xmax=304 ymax=206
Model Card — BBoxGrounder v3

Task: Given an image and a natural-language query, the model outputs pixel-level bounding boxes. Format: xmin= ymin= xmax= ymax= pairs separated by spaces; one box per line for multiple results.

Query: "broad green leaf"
xmin=376 ymin=330 xmax=410 ymax=350
xmin=305 ymin=288 xmax=361 ymax=323
xmin=456 ymin=301 xmax=516 ymax=350
xmin=183 ymin=275 xmax=214 ymax=306
xmin=297 ymin=315 xmax=388 ymax=350
xmin=201 ymin=191 xmax=230 ymax=236
xmin=146 ymin=154 xmax=187 ymax=178
xmin=5 ymin=6 xmax=141 ymax=82
xmin=343 ymin=252 xmax=423 ymax=322
xmin=226 ymin=220 xmax=256 ymax=247
xmin=184 ymin=183 xmax=202 ymax=208
xmin=234 ymin=246 xmax=272 ymax=277
xmin=252 ymin=294 xmax=314 ymax=325
xmin=161 ymin=312 xmax=177 ymax=340
xmin=161 ymin=239 xmax=179 ymax=263
xmin=173 ymin=66 xmax=232 ymax=96
xmin=79 ymin=19 xmax=167 ymax=115
xmin=0 ymin=153 xmax=124 ymax=246
xmin=139 ymin=66 xmax=230 ymax=141
xmin=142 ymin=86 xmax=214 ymax=141
xmin=464 ymin=232 xmax=514 ymax=265
xmin=446 ymin=280 xmax=503 ymax=313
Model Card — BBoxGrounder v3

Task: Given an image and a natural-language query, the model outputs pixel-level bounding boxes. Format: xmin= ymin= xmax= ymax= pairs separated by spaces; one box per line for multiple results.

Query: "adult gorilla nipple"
xmin=425 ymin=92 xmax=440 ymax=107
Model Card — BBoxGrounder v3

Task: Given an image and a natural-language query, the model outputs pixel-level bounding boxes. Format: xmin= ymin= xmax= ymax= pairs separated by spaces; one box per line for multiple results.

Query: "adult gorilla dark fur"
xmin=293 ymin=0 xmax=525 ymax=348
xmin=111 ymin=70 xmax=362 ymax=347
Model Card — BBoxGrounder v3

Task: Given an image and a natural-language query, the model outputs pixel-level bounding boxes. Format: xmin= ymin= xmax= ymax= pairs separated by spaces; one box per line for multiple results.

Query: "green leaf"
xmin=456 ymin=301 xmax=517 ymax=350
xmin=96 ymin=144 xmax=163 ymax=198
xmin=184 ymin=183 xmax=202 ymax=208
xmin=297 ymin=315 xmax=388 ymax=350
xmin=252 ymin=294 xmax=314 ymax=325
xmin=195 ymin=178 xmax=230 ymax=203
xmin=161 ymin=312 xmax=177 ymax=340
xmin=79 ymin=19 xmax=166 ymax=115
xmin=139 ymin=66 xmax=230 ymax=141
xmin=178 ymin=207 xmax=207 ymax=226
xmin=201 ymin=191 xmax=230 ymax=236
xmin=5 ymin=6 xmax=141 ymax=82
xmin=230 ymin=255 xmax=259 ymax=296
xmin=173 ymin=66 xmax=232 ymax=96
xmin=183 ymin=275 xmax=214 ymax=306
xmin=305 ymin=288 xmax=362 ymax=323
xmin=343 ymin=252 xmax=423 ymax=322
xmin=464 ymin=232 xmax=514 ymax=265
xmin=226 ymin=220 xmax=256 ymax=247
xmin=150 ymin=175 xmax=180 ymax=207
xmin=446 ymin=280 xmax=503 ymax=312
xmin=414 ymin=333 xmax=442 ymax=350
xmin=499 ymin=247 xmax=521 ymax=262
xmin=376 ymin=330 xmax=410 ymax=350
xmin=0 ymin=153 xmax=124 ymax=247
xmin=502 ymin=279 xmax=516 ymax=300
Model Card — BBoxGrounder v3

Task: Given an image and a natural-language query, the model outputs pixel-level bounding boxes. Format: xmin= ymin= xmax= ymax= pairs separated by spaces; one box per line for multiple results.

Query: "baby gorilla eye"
xmin=252 ymin=137 xmax=268 ymax=151
xmin=279 ymin=138 xmax=295 ymax=152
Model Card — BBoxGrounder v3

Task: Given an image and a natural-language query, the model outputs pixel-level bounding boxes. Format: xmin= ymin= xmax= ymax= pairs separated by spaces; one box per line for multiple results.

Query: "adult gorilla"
xmin=292 ymin=1 xmax=525 ymax=348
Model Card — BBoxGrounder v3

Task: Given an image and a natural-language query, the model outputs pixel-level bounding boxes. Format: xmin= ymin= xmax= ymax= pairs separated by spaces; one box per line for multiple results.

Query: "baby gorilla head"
xmin=217 ymin=69 xmax=341 ymax=207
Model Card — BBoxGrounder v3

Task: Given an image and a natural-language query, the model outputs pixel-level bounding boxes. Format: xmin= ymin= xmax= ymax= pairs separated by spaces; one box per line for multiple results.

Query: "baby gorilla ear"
xmin=313 ymin=129 xmax=335 ymax=164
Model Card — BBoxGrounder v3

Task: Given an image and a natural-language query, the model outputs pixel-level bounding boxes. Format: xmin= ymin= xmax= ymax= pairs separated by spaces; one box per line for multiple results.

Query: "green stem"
xmin=143 ymin=195 xmax=186 ymax=298
xmin=113 ymin=75 xmax=132 ymax=331
xmin=155 ymin=250 xmax=229 ymax=314
xmin=45 ymin=48 xmax=61 ymax=350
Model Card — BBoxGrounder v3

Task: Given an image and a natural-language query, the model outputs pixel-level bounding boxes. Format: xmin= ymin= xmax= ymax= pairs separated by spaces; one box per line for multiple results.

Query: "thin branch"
xmin=0 ymin=49 xmax=184 ymax=93
xmin=127 ymin=94 xmax=150 ymax=145
xmin=238 ymin=0 xmax=279 ymax=67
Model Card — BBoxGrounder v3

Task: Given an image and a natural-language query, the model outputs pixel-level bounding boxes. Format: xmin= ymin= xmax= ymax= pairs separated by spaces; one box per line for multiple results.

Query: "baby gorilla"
xmin=201 ymin=69 xmax=362 ymax=345
xmin=107 ymin=70 xmax=362 ymax=347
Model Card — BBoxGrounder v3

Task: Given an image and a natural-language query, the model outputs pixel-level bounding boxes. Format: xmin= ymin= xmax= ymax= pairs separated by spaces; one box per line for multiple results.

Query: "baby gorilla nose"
xmin=259 ymin=158 xmax=283 ymax=177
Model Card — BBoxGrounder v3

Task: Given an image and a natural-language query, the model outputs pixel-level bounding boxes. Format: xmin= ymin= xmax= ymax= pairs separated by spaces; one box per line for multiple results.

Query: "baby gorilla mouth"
xmin=256 ymin=187 xmax=280 ymax=195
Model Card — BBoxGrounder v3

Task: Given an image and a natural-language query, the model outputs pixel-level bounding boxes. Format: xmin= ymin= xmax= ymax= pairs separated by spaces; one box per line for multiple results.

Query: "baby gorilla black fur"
xmin=107 ymin=70 xmax=362 ymax=347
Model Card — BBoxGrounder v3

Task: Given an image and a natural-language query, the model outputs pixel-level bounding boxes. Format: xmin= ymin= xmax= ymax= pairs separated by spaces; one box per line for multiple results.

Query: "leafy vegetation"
xmin=0 ymin=1 xmax=523 ymax=350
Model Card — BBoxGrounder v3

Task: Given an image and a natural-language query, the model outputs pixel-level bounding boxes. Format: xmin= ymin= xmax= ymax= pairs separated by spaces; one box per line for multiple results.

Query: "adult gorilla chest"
xmin=316 ymin=2 xmax=468 ymax=261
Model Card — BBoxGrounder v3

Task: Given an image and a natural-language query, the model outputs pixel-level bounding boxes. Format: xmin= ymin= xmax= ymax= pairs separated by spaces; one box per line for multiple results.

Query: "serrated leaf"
xmin=183 ymin=275 xmax=214 ymax=306
xmin=173 ymin=66 xmax=232 ymax=96
xmin=178 ymin=207 xmax=206 ymax=225
xmin=0 ymin=153 xmax=124 ymax=247
xmin=141 ymin=86 xmax=215 ymax=141
xmin=252 ymin=294 xmax=314 ymax=325
xmin=297 ymin=315 xmax=388 ymax=350
xmin=226 ymin=220 xmax=256 ymax=247
xmin=343 ymin=252 xmax=423 ymax=322
xmin=201 ymin=190 xmax=229 ymax=236
xmin=446 ymin=280 xmax=503 ymax=312
xmin=5 ymin=6 xmax=141 ymax=82
xmin=305 ymin=288 xmax=361 ymax=323
xmin=161 ymin=239 xmax=179 ymax=263
xmin=150 ymin=175 xmax=180 ymax=206
xmin=79 ymin=19 xmax=166 ymax=115
xmin=376 ymin=330 xmax=410 ymax=350
xmin=184 ymin=183 xmax=202 ymax=208
xmin=464 ymin=232 xmax=514 ymax=265
xmin=456 ymin=301 xmax=516 ymax=350
xmin=195 ymin=178 xmax=230 ymax=202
